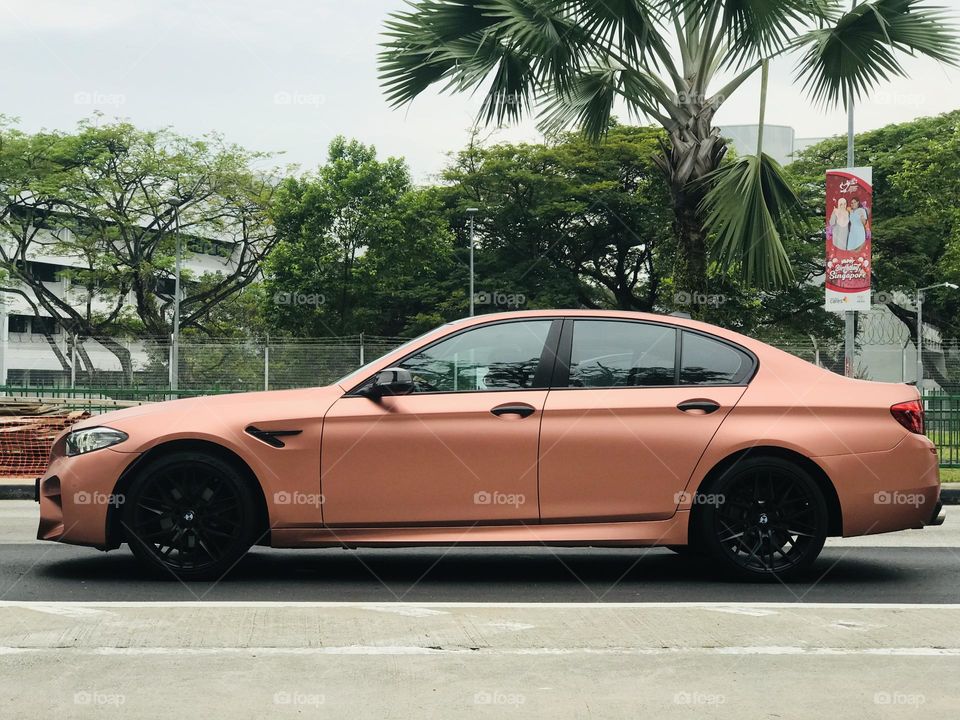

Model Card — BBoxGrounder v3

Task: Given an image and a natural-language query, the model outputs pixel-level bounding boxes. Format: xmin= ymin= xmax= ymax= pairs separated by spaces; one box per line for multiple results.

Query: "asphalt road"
xmin=5 ymin=500 xmax=960 ymax=719
xmin=3 ymin=501 xmax=959 ymax=603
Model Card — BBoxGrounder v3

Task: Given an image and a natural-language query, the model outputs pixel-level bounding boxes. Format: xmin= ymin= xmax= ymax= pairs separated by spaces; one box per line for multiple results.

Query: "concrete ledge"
xmin=0 ymin=482 xmax=34 ymax=500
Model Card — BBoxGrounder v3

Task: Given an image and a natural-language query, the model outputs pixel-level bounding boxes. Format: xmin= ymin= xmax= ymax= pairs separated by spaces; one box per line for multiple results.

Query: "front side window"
xmin=399 ymin=320 xmax=552 ymax=393
xmin=569 ymin=320 xmax=676 ymax=388
xmin=680 ymin=332 xmax=752 ymax=385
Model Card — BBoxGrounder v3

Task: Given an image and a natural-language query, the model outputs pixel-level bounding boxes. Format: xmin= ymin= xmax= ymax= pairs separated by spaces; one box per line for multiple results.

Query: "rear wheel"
xmin=122 ymin=451 xmax=258 ymax=581
xmin=698 ymin=456 xmax=829 ymax=582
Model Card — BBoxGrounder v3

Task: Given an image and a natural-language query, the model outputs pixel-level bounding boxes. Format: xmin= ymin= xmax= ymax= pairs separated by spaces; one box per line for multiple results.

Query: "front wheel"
xmin=122 ymin=451 xmax=258 ymax=581
xmin=697 ymin=456 xmax=829 ymax=582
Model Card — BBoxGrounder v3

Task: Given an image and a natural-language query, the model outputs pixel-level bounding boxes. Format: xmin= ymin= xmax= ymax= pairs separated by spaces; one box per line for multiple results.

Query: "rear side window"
xmin=680 ymin=332 xmax=752 ymax=385
xmin=569 ymin=320 xmax=676 ymax=387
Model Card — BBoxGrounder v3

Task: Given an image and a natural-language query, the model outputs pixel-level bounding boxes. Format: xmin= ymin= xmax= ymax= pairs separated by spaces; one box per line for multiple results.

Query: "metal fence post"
xmin=359 ymin=332 xmax=364 ymax=367
xmin=264 ymin=334 xmax=270 ymax=392
xmin=70 ymin=333 xmax=77 ymax=389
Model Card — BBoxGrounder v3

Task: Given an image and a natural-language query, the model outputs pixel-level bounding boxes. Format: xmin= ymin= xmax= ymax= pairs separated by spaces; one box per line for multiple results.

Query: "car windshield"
xmin=334 ymin=323 xmax=457 ymax=387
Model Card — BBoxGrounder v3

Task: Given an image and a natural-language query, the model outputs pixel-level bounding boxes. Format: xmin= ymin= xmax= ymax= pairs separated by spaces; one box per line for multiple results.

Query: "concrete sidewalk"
xmin=1 ymin=602 xmax=958 ymax=718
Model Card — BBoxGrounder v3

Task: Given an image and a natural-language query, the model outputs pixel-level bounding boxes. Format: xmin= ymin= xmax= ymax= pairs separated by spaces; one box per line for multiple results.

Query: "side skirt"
xmin=270 ymin=511 xmax=689 ymax=549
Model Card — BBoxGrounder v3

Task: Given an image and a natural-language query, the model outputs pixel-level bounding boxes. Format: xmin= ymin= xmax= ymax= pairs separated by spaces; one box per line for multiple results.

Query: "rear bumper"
xmin=814 ymin=432 xmax=941 ymax=537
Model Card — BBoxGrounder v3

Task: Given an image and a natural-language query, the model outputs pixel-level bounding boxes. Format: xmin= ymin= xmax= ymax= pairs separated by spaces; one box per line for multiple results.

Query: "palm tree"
xmin=379 ymin=0 xmax=958 ymax=296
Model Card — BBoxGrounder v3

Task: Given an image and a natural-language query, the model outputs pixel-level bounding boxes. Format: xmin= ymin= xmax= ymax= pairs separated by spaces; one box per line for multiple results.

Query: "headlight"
xmin=65 ymin=427 xmax=128 ymax=456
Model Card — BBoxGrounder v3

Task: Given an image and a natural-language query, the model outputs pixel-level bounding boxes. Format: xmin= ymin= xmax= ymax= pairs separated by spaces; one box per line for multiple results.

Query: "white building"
xmin=0 ymin=224 xmax=239 ymax=387
xmin=719 ymin=124 xmax=826 ymax=166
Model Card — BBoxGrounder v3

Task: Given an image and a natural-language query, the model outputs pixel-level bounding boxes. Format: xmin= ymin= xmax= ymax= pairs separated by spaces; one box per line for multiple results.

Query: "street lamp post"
xmin=466 ymin=208 xmax=478 ymax=316
xmin=915 ymin=282 xmax=959 ymax=389
xmin=166 ymin=197 xmax=184 ymax=393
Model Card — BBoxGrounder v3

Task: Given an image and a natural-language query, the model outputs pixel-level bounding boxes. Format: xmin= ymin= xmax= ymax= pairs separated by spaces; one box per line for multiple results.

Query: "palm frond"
xmin=795 ymin=0 xmax=960 ymax=107
xmin=676 ymin=0 xmax=841 ymax=68
xmin=699 ymin=154 xmax=806 ymax=288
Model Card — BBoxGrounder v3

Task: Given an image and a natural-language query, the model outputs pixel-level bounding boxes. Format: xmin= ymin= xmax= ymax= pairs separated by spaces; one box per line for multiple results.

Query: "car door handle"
xmin=677 ymin=400 xmax=721 ymax=414
xmin=491 ymin=403 xmax=536 ymax=418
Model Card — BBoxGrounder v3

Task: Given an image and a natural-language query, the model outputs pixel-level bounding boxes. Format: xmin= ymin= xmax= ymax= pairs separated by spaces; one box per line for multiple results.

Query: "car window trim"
xmin=345 ymin=317 xmax=564 ymax=397
xmin=555 ymin=317 xmax=758 ymax=391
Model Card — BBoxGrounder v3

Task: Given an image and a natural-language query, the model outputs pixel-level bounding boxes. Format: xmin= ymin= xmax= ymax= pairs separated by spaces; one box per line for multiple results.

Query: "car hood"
xmin=72 ymin=385 xmax=345 ymax=433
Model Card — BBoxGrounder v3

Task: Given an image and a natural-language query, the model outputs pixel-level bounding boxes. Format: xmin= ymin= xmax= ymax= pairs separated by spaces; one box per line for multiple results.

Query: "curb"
xmin=0 ymin=484 xmax=35 ymax=500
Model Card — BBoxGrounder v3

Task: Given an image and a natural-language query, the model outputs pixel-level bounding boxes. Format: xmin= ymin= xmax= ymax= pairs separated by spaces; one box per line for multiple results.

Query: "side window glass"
xmin=680 ymin=332 xmax=751 ymax=385
xmin=569 ymin=321 xmax=676 ymax=388
xmin=399 ymin=321 xmax=551 ymax=392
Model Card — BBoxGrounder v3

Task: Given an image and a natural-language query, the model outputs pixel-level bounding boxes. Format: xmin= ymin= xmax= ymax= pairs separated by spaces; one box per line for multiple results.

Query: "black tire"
xmin=121 ymin=451 xmax=258 ymax=581
xmin=697 ymin=456 xmax=829 ymax=582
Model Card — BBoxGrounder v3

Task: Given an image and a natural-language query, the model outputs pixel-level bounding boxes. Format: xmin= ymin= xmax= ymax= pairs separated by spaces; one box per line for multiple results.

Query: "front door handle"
xmin=491 ymin=403 xmax=536 ymax=418
xmin=677 ymin=399 xmax=721 ymax=414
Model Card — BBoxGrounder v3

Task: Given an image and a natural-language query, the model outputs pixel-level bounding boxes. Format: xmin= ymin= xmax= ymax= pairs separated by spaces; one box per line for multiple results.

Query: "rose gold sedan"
xmin=37 ymin=311 xmax=944 ymax=581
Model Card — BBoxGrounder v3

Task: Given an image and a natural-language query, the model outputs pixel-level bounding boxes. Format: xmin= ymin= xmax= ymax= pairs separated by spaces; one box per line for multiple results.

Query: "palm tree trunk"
xmin=654 ymin=116 xmax=727 ymax=310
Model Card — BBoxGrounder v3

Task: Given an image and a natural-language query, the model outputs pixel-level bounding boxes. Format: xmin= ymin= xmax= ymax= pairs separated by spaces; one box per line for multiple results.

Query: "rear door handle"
xmin=491 ymin=403 xmax=536 ymax=418
xmin=677 ymin=399 xmax=720 ymax=414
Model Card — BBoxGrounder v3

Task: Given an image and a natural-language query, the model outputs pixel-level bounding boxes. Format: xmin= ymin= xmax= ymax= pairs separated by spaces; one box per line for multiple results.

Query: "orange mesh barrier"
xmin=0 ymin=414 xmax=91 ymax=477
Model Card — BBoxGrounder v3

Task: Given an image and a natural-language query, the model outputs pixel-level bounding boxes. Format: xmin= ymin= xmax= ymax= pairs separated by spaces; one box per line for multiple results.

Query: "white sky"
xmin=3 ymin=0 xmax=959 ymax=182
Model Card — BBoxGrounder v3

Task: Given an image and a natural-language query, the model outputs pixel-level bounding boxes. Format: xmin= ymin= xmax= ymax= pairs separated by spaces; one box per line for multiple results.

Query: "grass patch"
xmin=940 ymin=466 xmax=960 ymax=484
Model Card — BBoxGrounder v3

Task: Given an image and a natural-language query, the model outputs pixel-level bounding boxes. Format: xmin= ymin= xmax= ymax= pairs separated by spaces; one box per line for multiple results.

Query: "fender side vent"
xmin=245 ymin=426 xmax=303 ymax=448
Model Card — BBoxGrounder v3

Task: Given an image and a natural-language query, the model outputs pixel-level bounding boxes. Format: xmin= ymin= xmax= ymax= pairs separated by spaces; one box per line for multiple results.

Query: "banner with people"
xmin=825 ymin=167 xmax=873 ymax=312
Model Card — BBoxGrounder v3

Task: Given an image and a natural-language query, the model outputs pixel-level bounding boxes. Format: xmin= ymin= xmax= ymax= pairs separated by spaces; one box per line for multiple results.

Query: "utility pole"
xmin=466 ymin=208 xmax=478 ymax=316
xmin=166 ymin=197 xmax=184 ymax=393
xmin=844 ymin=79 xmax=856 ymax=378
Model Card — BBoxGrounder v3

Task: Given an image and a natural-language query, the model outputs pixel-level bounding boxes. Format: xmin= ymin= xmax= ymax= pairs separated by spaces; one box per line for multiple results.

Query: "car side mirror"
xmin=362 ymin=367 xmax=415 ymax=400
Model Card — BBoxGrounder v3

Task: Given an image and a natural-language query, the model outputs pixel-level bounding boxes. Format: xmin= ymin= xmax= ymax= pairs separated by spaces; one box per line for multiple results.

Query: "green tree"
xmin=0 ymin=116 xmax=277 ymax=382
xmin=440 ymin=124 xmax=674 ymax=310
xmin=265 ymin=137 xmax=456 ymax=337
xmin=379 ymin=0 xmax=958 ymax=297
xmin=440 ymin=123 xmax=839 ymax=339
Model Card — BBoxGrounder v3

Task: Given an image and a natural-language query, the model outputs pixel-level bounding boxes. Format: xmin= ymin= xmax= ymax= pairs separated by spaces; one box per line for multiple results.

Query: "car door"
xmin=538 ymin=319 xmax=752 ymax=522
xmin=321 ymin=318 xmax=560 ymax=526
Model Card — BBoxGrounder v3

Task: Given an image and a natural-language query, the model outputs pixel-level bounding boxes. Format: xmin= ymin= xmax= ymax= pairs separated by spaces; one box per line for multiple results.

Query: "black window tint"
xmin=400 ymin=320 xmax=551 ymax=393
xmin=569 ymin=321 xmax=676 ymax=388
xmin=680 ymin=332 xmax=750 ymax=385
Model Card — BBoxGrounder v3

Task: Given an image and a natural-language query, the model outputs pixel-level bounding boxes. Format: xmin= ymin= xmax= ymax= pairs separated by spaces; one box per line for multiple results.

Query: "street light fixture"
xmin=915 ymin=282 xmax=959 ymax=389
xmin=165 ymin=196 xmax=185 ymax=393
xmin=466 ymin=208 xmax=478 ymax=316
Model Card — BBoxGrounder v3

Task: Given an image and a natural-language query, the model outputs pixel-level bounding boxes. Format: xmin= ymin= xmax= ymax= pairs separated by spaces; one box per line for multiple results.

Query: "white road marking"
xmin=363 ymin=606 xmax=448 ymax=617
xmin=2 ymin=645 xmax=960 ymax=657
xmin=5 ymin=601 xmax=960 ymax=609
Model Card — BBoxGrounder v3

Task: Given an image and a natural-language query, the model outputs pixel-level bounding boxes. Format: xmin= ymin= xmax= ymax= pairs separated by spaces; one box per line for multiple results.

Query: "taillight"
xmin=891 ymin=400 xmax=925 ymax=434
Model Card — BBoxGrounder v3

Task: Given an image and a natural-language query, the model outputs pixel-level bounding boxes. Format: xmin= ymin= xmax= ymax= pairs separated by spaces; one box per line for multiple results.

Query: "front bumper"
xmin=36 ymin=448 xmax=137 ymax=548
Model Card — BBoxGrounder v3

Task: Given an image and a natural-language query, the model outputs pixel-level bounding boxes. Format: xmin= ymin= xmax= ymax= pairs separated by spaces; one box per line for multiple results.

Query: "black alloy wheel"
xmin=122 ymin=451 xmax=258 ymax=580
xmin=698 ymin=456 xmax=829 ymax=582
